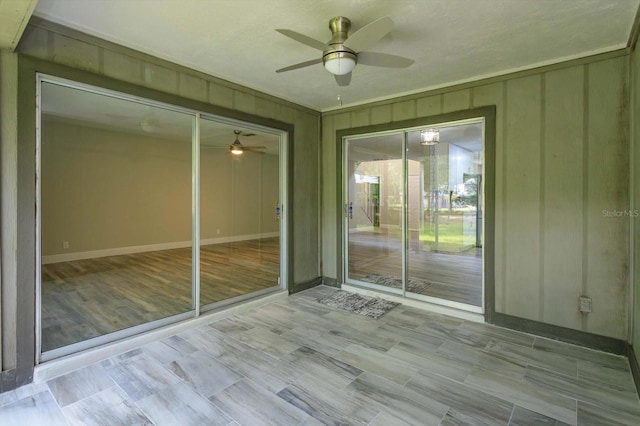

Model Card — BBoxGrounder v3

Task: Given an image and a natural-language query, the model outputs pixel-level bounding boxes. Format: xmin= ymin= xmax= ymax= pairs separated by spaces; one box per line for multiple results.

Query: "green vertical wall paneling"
xmin=142 ymin=62 xmax=178 ymax=93
xmin=208 ymin=83 xmax=233 ymax=109
xmin=633 ymin=42 xmax=640 ymax=367
xmin=321 ymin=114 xmax=338 ymax=279
xmin=391 ymin=99 xmax=416 ymax=121
xmin=504 ymin=75 xmax=542 ymax=321
xmin=370 ymin=104 xmax=392 ymax=125
xmin=586 ymin=57 xmax=629 ymax=339
xmin=102 ymin=50 xmax=142 ymax=86
xmin=416 ymin=94 xmax=442 ymax=117
xmin=0 ymin=50 xmax=19 ymax=376
xmin=543 ymin=66 xmax=584 ymax=330
xmin=233 ymin=90 xmax=256 ymax=114
xmin=179 ymin=73 xmax=207 ymax=103
xmin=255 ymin=97 xmax=277 ymax=120
xmin=51 ymin=33 xmax=100 ymax=74
xmin=471 ymin=82 xmax=506 ymax=311
xmin=443 ymin=89 xmax=471 ymax=113
xmin=350 ymin=109 xmax=370 ymax=128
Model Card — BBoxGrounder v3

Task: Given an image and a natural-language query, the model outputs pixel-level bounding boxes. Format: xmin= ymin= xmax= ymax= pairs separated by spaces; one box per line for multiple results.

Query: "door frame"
xmin=336 ymin=107 xmax=496 ymax=321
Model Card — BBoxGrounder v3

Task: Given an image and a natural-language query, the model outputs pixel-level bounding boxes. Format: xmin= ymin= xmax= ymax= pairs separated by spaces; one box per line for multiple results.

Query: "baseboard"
xmin=289 ymin=277 xmax=322 ymax=294
xmin=628 ymin=345 xmax=640 ymax=395
xmin=42 ymin=232 xmax=279 ymax=264
xmin=322 ymin=276 xmax=339 ymax=287
xmin=492 ymin=312 xmax=627 ymax=355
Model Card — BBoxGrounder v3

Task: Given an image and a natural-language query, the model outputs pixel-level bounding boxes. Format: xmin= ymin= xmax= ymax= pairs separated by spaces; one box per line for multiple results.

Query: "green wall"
xmin=322 ymin=52 xmax=630 ymax=340
xmin=633 ymin=41 xmax=640 ymax=367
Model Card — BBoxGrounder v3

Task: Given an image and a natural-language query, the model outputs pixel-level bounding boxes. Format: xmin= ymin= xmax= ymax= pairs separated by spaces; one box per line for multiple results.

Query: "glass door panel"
xmin=346 ymin=132 xmax=404 ymax=291
xmin=199 ymin=118 xmax=281 ymax=307
xmin=40 ymin=82 xmax=194 ymax=352
xmin=406 ymin=123 xmax=483 ymax=306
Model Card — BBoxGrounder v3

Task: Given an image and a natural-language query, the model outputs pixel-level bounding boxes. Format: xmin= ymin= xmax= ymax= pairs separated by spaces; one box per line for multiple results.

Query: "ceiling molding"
xmin=628 ymin=4 xmax=640 ymax=50
xmin=0 ymin=0 xmax=37 ymax=50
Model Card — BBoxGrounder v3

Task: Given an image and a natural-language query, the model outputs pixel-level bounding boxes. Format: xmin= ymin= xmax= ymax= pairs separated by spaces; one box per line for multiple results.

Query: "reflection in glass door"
xmin=199 ymin=119 xmax=282 ymax=307
xmin=406 ymin=123 xmax=483 ymax=307
xmin=345 ymin=132 xmax=404 ymax=292
xmin=40 ymin=81 xmax=194 ymax=354
xmin=38 ymin=76 xmax=287 ymax=361
xmin=344 ymin=120 xmax=484 ymax=311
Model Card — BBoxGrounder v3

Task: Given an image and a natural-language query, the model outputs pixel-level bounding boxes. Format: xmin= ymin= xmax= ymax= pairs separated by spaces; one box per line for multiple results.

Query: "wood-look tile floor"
xmin=349 ymin=230 xmax=483 ymax=306
xmin=2 ymin=286 xmax=639 ymax=425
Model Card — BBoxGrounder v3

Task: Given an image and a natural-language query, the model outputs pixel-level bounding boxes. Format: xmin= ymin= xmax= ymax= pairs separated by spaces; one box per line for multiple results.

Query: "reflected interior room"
xmin=40 ymin=81 xmax=282 ymax=353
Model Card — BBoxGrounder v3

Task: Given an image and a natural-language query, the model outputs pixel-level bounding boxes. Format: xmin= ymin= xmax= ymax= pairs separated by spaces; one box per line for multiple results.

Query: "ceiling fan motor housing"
xmin=323 ymin=16 xmax=357 ymax=75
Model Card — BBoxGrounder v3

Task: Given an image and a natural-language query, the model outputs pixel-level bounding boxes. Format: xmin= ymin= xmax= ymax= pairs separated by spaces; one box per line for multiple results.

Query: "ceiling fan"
xmin=228 ymin=130 xmax=265 ymax=155
xmin=276 ymin=16 xmax=414 ymax=86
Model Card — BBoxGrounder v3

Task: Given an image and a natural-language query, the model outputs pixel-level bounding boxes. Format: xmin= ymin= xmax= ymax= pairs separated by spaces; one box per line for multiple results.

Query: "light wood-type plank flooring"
xmin=2 ymin=285 xmax=639 ymax=425
xmin=349 ymin=230 xmax=482 ymax=306
xmin=41 ymin=238 xmax=280 ymax=352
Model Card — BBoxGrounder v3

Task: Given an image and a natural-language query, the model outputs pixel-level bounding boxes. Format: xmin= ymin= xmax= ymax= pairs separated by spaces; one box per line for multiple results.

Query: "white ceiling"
xmin=33 ymin=0 xmax=639 ymax=112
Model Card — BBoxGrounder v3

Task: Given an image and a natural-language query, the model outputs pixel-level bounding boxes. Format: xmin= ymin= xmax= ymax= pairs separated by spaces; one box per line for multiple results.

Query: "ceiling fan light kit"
xmin=230 ymin=130 xmax=245 ymax=155
xmin=420 ymin=128 xmax=440 ymax=146
xmin=276 ymin=15 xmax=414 ymax=86
xmin=227 ymin=130 xmax=267 ymax=155
xmin=323 ymin=17 xmax=357 ymax=75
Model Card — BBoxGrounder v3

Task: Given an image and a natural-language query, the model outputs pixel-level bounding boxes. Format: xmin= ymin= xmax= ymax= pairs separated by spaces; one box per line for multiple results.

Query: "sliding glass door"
xmin=39 ymin=82 xmax=195 ymax=354
xmin=199 ymin=118 xmax=282 ymax=307
xmin=344 ymin=120 xmax=484 ymax=312
xmin=345 ymin=132 xmax=404 ymax=292
xmin=38 ymin=76 xmax=286 ymax=360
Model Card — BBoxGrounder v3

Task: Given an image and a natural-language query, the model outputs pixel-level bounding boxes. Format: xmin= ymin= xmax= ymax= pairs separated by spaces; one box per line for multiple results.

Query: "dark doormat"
xmin=316 ymin=290 xmax=399 ymax=319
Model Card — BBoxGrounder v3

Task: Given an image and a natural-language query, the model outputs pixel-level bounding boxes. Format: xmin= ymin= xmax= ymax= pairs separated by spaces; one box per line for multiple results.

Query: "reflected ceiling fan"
xmin=276 ymin=16 xmax=414 ymax=86
xmin=228 ymin=130 xmax=265 ymax=155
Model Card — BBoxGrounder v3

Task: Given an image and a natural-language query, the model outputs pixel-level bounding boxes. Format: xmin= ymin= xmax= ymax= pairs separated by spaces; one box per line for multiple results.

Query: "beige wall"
xmin=41 ymin=119 xmax=279 ymax=257
xmin=322 ymin=53 xmax=630 ymax=340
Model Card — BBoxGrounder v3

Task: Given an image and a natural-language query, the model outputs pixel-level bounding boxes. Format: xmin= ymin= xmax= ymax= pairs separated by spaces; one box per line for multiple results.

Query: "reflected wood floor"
xmin=41 ymin=238 xmax=279 ymax=352
xmin=2 ymin=286 xmax=639 ymax=425
xmin=349 ymin=230 xmax=482 ymax=306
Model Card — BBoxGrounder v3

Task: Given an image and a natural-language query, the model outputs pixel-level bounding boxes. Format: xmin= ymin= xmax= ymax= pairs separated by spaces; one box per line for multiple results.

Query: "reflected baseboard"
xmin=42 ymin=232 xmax=279 ymax=264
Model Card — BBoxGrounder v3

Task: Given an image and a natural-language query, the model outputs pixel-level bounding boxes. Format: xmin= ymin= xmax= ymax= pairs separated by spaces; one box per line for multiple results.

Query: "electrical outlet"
xmin=579 ymin=296 xmax=592 ymax=313
xmin=63 ymin=241 xmax=69 ymax=249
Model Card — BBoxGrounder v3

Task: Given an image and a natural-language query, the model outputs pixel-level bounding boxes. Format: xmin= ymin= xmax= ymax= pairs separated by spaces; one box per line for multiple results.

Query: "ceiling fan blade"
xmin=334 ymin=73 xmax=352 ymax=87
xmin=357 ymin=51 xmax=414 ymax=68
xmin=276 ymin=58 xmax=323 ymax=73
xmin=275 ymin=29 xmax=328 ymax=51
xmin=344 ymin=16 xmax=393 ymax=52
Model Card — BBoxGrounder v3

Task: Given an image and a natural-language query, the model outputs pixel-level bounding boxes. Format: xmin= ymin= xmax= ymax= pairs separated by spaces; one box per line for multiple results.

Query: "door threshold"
xmin=341 ymin=283 xmax=484 ymax=323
